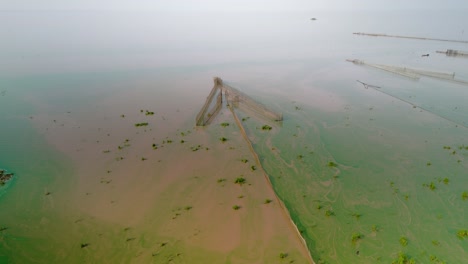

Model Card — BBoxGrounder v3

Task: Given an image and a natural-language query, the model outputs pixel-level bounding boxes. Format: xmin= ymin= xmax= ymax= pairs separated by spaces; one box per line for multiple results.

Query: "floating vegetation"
xmin=120 ymin=114 xmax=125 ymax=118
xmin=0 ymin=227 xmax=8 ymax=232
xmin=0 ymin=169 xmax=14 ymax=186
xmin=458 ymin=144 xmax=468 ymax=150
xmin=279 ymin=252 xmax=288 ymax=259
xmin=191 ymin=145 xmax=202 ymax=151
xmin=264 ymin=199 xmax=273 ymax=204
xmin=261 ymin=125 xmax=272 ymax=131
xmin=371 ymin=225 xmax=379 ymax=232
xmin=80 ymin=243 xmax=89 ymax=249
xmin=392 ymin=252 xmax=415 ymax=264
xmin=250 ymin=165 xmax=256 ymax=171
xmin=241 ymin=117 xmax=250 ymax=122
xmin=180 ymin=140 xmax=185 ymax=143
xmin=184 ymin=206 xmax=192 ymax=211
xmin=217 ymin=178 xmax=226 ymax=183
xmin=457 ymin=229 xmax=467 ymax=239
xmin=102 ymin=150 xmax=111 ymax=153
xmin=234 ymin=177 xmax=246 ymax=185
xmin=431 ymin=240 xmax=440 ymax=246
xmin=422 ymin=182 xmax=437 ymax=191
xmin=141 ymin=157 xmax=147 ymax=161
xmin=152 ymin=143 xmax=158 ymax=150
xmin=134 ymin=122 xmax=148 ymax=127
xmin=219 ymin=137 xmax=228 ymax=142
xmin=232 ymin=205 xmax=241 ymax=210
xmin=327 ymin=161 xmax=338 ymax=167
xmin=145 ymin=110 xmax=154 ymax=116
xmin=399 ymin=236 xmax=408 ymax=247
xmin=220 ymin=122 xmax=230 ymax=127
xmin=325 ymin=210 xmax=334 ymax=217
xmin=240 ymin=158 xmax=248 ymax=163
xmin=461 ymin=191 xmax=468 ymax=201
xmin=351 ymin=213 xmax=362 ymax=220
xmin=351 ymin=233 xmax=363 ymax=244
xmin=429 ymin=255 xmax=445 ymax=263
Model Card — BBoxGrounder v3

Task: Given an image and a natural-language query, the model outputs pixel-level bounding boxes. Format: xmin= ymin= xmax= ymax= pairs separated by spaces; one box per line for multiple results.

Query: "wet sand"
xmin=27 ymin=75 xmax=312 ymax=263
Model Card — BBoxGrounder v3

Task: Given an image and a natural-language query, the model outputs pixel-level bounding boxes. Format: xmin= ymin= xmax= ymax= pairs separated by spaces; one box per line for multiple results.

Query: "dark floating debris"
xmin=0 ymin=169 xmax=14 ymax=186
xmin=80 ymin=243 xmax=89 ymax=249
xmin=134 ymin=122 xmax=149 ymax=127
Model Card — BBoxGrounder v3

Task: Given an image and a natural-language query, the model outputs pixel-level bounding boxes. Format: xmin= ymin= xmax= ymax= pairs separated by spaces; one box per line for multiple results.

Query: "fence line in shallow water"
xmin=436 ymin=49 xmax=468 ymax=57
xmin=353 ymin=32 xmax=468 ymax=44
xmin=347 ymin=59 xmax=468 ymax=85
xmin=195 ymin=78 xmax=313 ymax=263
xmin=356 ymin=80 xmax=468 ymax=129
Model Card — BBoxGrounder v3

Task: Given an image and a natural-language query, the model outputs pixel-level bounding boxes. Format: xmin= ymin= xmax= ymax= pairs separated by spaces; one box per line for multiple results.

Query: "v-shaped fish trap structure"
xmin=195 ymin=77 xmax=283 ymax=126
xmin=194 ymin=78 xmax=314 ymax=263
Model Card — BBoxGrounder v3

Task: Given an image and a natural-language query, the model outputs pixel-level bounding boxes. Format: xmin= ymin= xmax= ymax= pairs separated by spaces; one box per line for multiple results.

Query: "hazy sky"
xmin=1 ymin=0 xmax=468 ymax=11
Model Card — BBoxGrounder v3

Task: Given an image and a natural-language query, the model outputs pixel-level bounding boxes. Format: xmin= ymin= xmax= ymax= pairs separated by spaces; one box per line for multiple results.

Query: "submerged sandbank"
xmin=1 ymin=74 xmax=313 ymax=263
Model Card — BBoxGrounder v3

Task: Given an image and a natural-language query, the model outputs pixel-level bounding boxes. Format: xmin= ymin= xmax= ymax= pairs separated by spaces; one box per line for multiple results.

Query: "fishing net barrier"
xmin=347 ymin=59 xmax=468 ymax=85
xmin=195 ymin=77 xmax=314 ymax=263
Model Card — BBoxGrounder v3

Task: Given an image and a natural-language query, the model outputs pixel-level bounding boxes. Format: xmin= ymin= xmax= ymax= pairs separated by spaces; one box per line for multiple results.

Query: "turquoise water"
xmin=1 ymin=8 xmax=468 ymax=263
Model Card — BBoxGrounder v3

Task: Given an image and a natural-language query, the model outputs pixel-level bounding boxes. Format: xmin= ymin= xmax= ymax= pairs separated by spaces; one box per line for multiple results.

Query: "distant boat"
xmin=310 ymin=18 xmax=317 ymax=21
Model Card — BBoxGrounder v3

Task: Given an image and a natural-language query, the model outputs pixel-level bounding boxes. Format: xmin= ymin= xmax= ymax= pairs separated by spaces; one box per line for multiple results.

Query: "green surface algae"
xmin=240 ymin=79 xmax=468 ymax=263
